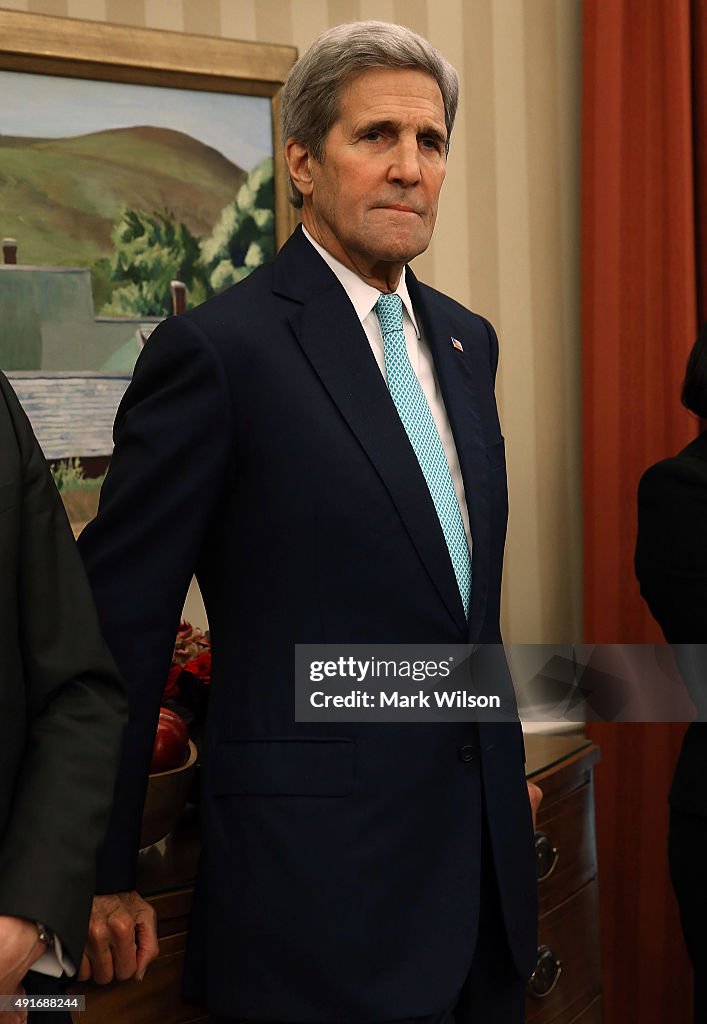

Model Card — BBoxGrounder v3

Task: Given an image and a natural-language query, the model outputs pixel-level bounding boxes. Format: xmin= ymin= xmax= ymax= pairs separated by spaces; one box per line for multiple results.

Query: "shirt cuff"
xmin=31 ymin=930 xmax=76 ymax=978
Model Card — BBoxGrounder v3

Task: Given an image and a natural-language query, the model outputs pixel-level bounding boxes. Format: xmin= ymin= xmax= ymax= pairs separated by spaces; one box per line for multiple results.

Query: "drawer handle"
xmin=528 ymin=945 xmax=563 ymax=999
xmin=535 ymin=831 xmax=559 ymax=881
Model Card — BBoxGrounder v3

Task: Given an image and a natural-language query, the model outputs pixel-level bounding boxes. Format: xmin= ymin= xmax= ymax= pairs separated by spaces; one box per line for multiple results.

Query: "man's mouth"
xmin=378 ymin=204 xmax=421 ymax=214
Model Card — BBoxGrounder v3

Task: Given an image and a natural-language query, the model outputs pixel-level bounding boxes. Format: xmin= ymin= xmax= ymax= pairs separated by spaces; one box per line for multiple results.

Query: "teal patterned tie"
xmin=375 ymin=292 xmax=471 ymax=618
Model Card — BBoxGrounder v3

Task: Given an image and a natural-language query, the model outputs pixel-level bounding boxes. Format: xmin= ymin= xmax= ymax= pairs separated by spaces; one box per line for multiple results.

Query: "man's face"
xmin=293 ymin=66 xmax=448 ymax=290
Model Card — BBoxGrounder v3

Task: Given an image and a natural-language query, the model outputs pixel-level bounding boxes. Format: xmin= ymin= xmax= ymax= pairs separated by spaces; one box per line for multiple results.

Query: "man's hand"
xmin=0 ymin=916 xmax=47 ymax=1002
xmin=4 ymin=986 xmax=27 ymax=1024
xmin=79 ymin=891 xmax=159 ymax=985
xmin=527 ymin=782 xmax=543 ymax=831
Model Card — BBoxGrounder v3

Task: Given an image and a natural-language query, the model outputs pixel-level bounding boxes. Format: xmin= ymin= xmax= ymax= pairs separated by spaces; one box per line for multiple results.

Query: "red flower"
xmin=163 ymin=664 xmax=183 ymax=700
xmin=184 ymin=650 xmax=211 ymax=686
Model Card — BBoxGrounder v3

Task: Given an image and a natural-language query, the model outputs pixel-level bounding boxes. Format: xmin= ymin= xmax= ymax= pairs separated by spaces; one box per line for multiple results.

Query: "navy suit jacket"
xmin=79 ymin=226 xmax=537 ymax=1019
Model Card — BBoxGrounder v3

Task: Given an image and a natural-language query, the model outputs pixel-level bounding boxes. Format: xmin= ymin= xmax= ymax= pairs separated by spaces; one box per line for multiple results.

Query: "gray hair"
xmin=281 ymin=21 xmax=459 ymax=208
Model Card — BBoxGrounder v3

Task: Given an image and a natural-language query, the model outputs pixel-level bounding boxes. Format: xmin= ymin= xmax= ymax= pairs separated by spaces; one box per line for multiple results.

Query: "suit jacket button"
xmin=459 ymin=744 xmax=475 ymax=763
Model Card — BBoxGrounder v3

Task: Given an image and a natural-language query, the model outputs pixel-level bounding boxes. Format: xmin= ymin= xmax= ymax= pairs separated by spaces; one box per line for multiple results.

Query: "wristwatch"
xmin=35 ymin=922 xmax=54 ymax=947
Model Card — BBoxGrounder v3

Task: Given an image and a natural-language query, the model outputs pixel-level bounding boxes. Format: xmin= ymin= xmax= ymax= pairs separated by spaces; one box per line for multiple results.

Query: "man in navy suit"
xmin=78 ymin=20 xmax=539 ymax=1023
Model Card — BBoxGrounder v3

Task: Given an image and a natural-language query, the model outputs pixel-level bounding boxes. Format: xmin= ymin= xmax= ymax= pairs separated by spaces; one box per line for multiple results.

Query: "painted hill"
xmin=0 ymin=125 xmax=246 ymax=269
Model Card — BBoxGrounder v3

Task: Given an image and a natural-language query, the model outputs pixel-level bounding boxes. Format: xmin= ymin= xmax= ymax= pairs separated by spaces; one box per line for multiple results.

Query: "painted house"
xmin=0 ymin=245 xmax=163 ymax=459
xmin=7 ymin=371 xmax=132 ymax=460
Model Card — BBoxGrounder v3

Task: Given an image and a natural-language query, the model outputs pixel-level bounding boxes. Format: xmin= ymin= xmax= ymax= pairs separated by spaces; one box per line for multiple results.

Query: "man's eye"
xmin=421 ymin=137 xmax=442 ymax=151
xmin=363 ymin=131 xmax=382 ymax=141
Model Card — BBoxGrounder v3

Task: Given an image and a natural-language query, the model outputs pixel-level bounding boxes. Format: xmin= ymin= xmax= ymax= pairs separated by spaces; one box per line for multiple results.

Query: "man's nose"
xmin=387 ymin=138 xmax=422 ymax=185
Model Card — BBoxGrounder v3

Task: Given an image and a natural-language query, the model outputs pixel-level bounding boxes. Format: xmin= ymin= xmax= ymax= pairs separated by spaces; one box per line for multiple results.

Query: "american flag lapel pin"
xmin=451 ymin=337 xmax=464 ymax=352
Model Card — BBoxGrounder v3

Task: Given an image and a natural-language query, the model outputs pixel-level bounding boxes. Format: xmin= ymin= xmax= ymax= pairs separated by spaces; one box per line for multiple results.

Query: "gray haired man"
xmin=78 ymin=21 xmax=539 ymax=1023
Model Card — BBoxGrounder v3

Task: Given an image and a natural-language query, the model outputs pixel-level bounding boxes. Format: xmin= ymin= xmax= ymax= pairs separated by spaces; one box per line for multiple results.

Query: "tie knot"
xmin=375 ymin=292 xmax=404 ymax=338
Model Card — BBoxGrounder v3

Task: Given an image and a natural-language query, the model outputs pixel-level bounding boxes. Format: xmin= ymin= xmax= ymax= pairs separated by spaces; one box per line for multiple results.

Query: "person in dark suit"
xmin=77 ymin=21 xmax=539 ymax=1023
xmin=0 ymin=372 xmax=126 ymax=1024
xmin=635 ymin=321 xmax=707 ymax=1023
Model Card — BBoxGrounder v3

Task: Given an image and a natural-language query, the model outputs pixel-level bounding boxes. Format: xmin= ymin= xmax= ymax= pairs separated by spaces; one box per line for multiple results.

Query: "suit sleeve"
xmin=78 ymin=314 xmax=232 ymax=893
xmin=0 ymin=375 xmax=127 ymax=971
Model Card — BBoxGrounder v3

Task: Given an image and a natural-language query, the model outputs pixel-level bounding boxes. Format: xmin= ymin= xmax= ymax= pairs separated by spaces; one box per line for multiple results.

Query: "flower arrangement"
xmin=163 ymin=620 xmax=212 ymax=738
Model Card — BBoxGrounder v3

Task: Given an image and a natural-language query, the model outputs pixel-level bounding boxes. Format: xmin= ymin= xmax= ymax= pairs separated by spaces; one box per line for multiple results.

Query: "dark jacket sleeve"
xmin=636 ymin=451 xmax=707 ymax=718
xmin=77 ymin=315 xmax=232 ymax=893
xmin=0 ymin=373 xmax=127 ymax=971
xmin=636 ymin=454 xmax=707 ymax=641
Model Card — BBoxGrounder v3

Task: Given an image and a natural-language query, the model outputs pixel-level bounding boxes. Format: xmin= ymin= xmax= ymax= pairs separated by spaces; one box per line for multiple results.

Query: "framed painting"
xmin=0 ymin=10 xmax=298 ymax=532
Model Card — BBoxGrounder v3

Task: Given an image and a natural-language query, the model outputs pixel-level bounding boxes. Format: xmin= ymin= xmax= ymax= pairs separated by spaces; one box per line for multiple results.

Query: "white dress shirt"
xmin=302 ymin=227 xmax=472 ymax=554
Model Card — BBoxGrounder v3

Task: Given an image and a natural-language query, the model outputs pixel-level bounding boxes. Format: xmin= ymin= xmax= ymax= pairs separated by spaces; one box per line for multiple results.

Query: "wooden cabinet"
xmin=525 ymin=734 xmax=602 ymax=1024
xmin=70 ymin=734 xmax=601 ymax=1023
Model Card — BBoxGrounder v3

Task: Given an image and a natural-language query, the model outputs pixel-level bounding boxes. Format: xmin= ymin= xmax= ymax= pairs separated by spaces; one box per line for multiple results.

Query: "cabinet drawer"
xmin=69 ymin=933 xmax=205 ymax=1024
xmin=525 ymin=882 xmax=601 ymax=1024
xmin=535 ymin=781 xmax=597 ymax=913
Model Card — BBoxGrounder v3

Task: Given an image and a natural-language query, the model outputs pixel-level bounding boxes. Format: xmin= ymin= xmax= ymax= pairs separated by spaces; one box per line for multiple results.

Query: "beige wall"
xmin=1 ymin=0 xmax=583 ymax=642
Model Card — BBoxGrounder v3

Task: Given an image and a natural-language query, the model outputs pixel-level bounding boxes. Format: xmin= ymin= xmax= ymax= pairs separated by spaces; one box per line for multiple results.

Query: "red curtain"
xmin=582 ymin=0 xmax=699 ymax=645
xmin=582 ymin=2 xmax=706 ymax=1021
xmin=695 ymin=0 xmax=707 ymax=320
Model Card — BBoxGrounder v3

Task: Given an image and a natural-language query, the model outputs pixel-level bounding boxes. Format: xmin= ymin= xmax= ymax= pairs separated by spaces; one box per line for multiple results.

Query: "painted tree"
xmin=102 ymin=208 xmax=209 ymax=317
xmin=200 ymin=158 xmax=275 ymax=292
xmin=100 ymin=157 xmax=276 ymax=317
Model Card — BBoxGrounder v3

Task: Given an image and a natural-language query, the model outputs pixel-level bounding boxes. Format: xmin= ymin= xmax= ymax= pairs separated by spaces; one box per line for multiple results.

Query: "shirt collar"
xmin=302 ymin=226 xmax=420 ymax=338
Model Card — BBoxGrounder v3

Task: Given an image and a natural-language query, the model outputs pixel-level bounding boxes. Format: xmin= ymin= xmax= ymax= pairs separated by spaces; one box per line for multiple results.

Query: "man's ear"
xmin=284 ymin=138 xmax=314 ymax=198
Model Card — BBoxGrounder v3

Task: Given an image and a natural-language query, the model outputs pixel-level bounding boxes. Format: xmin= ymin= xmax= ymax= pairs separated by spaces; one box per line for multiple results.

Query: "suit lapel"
xmin=273 ymin=228 xmax=467 ymax=634
xmin=406 ymin=270 xmax=493 ymax=642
